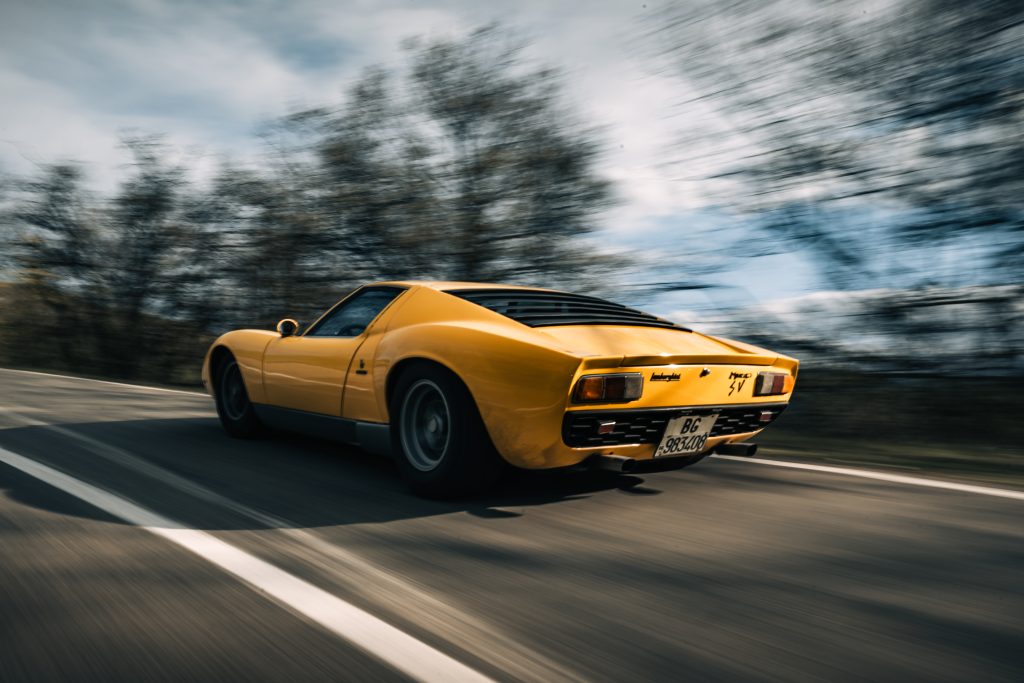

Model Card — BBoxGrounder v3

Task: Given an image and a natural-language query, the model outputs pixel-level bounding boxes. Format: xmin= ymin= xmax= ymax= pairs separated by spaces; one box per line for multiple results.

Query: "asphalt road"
xmin=1 ymin=367 xmax=1021 ymax=683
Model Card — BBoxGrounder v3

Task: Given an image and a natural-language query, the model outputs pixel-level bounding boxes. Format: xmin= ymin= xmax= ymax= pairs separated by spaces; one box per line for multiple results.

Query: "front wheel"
xmin=390 ymin=364 xmax=504 ymax=498
xmin=214 ymin=356 xmax=264 ymax=438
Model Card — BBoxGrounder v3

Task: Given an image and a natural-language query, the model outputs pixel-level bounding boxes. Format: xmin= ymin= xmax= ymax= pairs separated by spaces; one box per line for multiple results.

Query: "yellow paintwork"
xmin=202 ymin=281 xmax=798 ymax=469
xmin=259 ymin=287 xmax=409 ymax=417
xmin=262 ymin=336 xmax=363 ymax=414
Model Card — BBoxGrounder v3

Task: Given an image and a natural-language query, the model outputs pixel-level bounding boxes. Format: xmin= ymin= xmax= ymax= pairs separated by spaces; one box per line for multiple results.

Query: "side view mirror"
xmin=276 ymin=318 xmax=300 ymax=337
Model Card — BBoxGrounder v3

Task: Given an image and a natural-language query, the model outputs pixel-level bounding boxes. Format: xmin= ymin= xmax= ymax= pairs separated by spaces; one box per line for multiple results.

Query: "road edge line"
xmin=711 ymin=455 xmax=1024 ymax=501
xmin=0 ymin=367 xmax=207 ymax=397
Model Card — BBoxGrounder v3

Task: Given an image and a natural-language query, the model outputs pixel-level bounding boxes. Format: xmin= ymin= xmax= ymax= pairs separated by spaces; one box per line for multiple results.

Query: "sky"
xmin=0 ymin=0 xmax=816 ymax=312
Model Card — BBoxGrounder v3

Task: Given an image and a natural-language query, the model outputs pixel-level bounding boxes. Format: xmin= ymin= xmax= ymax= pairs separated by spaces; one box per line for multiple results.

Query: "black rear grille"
xmin=563 ymin=404 xmax=788 ymax=447
xmin=446 ymin=288 xmax=688 ymax=330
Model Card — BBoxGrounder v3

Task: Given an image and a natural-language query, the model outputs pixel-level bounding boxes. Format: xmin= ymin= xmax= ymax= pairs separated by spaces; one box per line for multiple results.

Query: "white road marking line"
xmin=0 ymin=367 xmax=207 ymax=397
xmin=0 ymin=405 xmax=582 ymax=683
xmin=712 ymin=455 xmax=1024 ymax=501
xmin=0 ymin=445 xmax=494 ymax=683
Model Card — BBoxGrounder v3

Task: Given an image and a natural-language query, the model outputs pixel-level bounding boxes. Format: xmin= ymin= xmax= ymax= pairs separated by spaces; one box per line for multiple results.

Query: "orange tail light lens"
xmin=754 ymin=372 xmax=794 ymax=396
xmin=572 ymin=373 xmax=643 ymax=403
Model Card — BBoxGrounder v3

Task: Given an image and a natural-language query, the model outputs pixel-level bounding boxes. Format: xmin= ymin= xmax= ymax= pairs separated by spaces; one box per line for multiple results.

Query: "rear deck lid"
xmin=539 ymin=325 xmax=778 ymax=367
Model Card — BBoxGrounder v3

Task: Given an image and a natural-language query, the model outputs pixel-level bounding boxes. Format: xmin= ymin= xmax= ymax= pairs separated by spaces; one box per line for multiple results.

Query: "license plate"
xmin=654 ymin=414 xmax=718 ymax=457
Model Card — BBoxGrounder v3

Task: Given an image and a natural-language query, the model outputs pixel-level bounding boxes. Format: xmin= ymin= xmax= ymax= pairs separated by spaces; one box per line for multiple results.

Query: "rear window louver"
xmin=446 ymin=289 xmax=689 ymax=331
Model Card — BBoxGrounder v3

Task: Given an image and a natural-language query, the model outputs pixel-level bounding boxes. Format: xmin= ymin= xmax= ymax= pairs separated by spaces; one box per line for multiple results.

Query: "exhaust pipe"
xmin=592 ymin=454 xmax=637 ymax=473
xmin=715 ymin=442 xmax=758 ymax=457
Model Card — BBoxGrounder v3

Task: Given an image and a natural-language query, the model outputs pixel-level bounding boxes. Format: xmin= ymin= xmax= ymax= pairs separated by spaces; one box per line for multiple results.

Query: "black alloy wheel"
xmin=214 ymin=356 xmax=263 ymax=438
xmin=390 ymin=363 xmax=504 ymax=498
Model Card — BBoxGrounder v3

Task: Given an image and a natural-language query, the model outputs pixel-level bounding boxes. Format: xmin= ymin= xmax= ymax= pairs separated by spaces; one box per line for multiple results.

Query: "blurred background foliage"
xmin=646 ymin=0 xmax=1023 ymax=378
xmin=651 ymin=0 xmax=1023 ymax=286
xmin=0 ymin=8 xmax=1021 ymax=463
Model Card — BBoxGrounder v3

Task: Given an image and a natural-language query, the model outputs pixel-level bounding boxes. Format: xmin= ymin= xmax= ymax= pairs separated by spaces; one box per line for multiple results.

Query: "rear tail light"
xmin=754 ymin=372 xmax=794 ymax=396
xmin=573 ymin=373 xmax=643 ymax=403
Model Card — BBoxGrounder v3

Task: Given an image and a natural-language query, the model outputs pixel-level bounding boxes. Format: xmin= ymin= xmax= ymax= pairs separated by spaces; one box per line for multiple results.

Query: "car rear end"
xmin=443 ymin=286 xmax=798 ymax=471
xmin=561 ymin=353 xmax=797 ymax=470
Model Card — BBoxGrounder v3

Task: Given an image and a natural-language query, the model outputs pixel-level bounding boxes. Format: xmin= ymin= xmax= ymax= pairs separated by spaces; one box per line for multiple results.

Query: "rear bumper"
xmin=562 ymin=402 xmax=788 ymax=448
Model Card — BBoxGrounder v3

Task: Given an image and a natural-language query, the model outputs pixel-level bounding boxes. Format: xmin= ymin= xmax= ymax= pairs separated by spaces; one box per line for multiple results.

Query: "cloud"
xmin=0 ymin=0 xmax=363 ymax=186
xmin=0 ymin=68 xmax=126 ymax=188
xmin=0 ymin=2 xmax=683 ymax=196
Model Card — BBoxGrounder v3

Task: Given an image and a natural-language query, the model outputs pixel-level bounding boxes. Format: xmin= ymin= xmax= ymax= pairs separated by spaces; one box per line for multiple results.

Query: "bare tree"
xmin=408 ymin=26 xmax=613 ymax=283
xmin=9 ymin=164 xmax=101 ymax=368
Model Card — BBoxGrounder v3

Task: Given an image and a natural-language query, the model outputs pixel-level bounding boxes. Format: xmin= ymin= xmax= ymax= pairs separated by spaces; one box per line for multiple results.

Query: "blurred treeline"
xmin=760 ymin=370 xmax=1024 ymax=478
xmin=0 ymin=27 xmax=615 ymax=383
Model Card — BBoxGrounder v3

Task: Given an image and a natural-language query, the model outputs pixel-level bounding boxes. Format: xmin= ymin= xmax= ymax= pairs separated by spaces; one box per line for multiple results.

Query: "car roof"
xmin=371 ymin=280 xmax=557 ymax=292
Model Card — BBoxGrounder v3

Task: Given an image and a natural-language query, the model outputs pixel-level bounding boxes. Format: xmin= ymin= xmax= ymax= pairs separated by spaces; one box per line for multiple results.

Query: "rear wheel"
xmin=214 ymin=355 xmax=263 ymax=438
xmin=390 ymin=364 xmax=504 ymax=498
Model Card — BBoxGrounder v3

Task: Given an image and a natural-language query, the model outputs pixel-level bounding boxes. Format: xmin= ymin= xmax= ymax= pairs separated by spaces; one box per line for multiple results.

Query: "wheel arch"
xmin=208 ymin=345 xmax=234 ymax=392
xmin=385 ymin=355 xmax=506 ymax=497
xmin=202 ymin=329 xmax=277 ymax=404
xmin=386 ymin=356 xmax=467 ymax=415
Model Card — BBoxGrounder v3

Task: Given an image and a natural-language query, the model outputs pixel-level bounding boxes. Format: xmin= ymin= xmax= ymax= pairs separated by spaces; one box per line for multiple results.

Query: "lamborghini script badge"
xmin=651 ymin=372 xmax=681 ymax=382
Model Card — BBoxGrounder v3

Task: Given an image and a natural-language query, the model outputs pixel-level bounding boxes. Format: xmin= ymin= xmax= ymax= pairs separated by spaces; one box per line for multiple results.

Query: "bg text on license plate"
xmin=654 ymin=414 xmax=718 ymax=458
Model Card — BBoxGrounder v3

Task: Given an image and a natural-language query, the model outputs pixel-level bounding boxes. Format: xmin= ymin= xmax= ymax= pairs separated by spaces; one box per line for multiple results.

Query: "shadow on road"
xmin=0 ymin=417 xmax=659 ymax=530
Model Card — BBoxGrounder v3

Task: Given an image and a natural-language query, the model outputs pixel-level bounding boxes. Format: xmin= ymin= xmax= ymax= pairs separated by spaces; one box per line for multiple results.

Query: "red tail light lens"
xmin=572 ymin=373 xmax=643 ymax=403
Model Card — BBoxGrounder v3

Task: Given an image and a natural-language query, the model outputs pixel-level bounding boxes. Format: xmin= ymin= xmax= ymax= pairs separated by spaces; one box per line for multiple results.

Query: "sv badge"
xmin=728 ymin=371 xmax=751 ymax=396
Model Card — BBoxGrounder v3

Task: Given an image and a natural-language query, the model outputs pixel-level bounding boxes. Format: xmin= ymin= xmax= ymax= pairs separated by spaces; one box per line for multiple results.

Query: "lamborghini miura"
xmin=202 ymin=282 xmax=797 ymax=496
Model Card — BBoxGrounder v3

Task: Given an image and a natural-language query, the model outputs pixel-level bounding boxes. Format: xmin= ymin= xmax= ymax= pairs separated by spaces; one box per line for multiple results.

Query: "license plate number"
xmin=654 ymin=414 xmax=718 ymax=457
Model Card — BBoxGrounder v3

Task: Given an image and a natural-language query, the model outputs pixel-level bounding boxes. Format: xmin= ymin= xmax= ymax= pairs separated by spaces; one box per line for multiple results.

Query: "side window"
xmin=306 ymin=287 xmax=404 ymax=338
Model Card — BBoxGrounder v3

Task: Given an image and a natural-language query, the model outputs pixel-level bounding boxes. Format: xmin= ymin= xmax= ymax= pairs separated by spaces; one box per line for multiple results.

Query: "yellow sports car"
xmin=202 ymin=282 xmax=797 ymax=496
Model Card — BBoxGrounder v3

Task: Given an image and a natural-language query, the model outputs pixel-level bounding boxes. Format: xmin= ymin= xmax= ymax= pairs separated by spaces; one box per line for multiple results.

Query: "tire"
xmin=214 ymin=355 xmax=264 ymax=438
xmin=390 ymin=363 xmax=504 ymax=498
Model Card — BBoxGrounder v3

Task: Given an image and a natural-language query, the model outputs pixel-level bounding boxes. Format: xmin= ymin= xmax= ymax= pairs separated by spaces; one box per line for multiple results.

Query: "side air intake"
xmin=446 ymin=289 xmax=689 ymax=330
